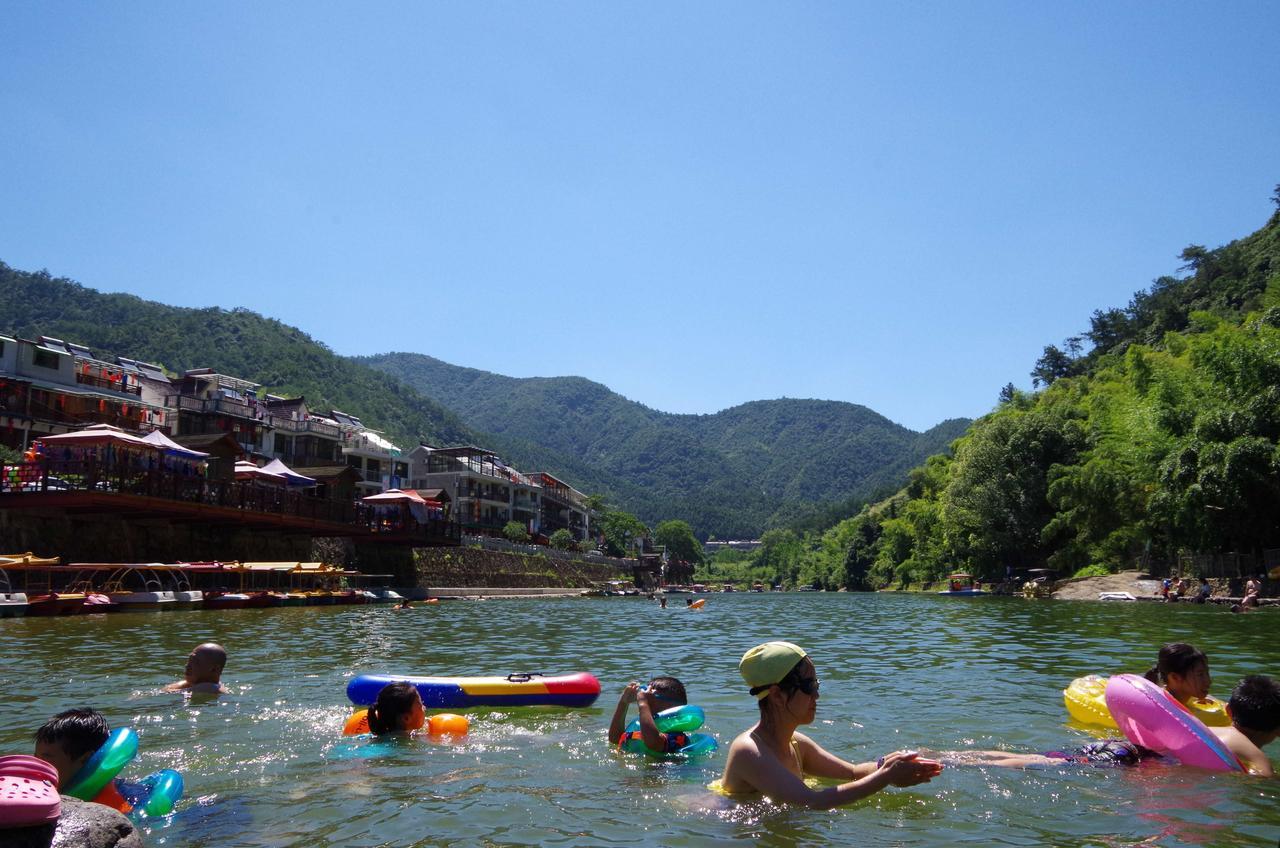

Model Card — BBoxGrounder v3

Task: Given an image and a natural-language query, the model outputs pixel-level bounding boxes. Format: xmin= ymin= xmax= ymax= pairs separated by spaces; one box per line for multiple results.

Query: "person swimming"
xmin=717 ymin=641 xmax=942 ymax=808
xmin=366 ymin=682 xmax=426 ymax=735
xmin=164 ymin=643 xmax=228 ymax=694
xmin=1143 ymin=642 xmax=1212 ymax=706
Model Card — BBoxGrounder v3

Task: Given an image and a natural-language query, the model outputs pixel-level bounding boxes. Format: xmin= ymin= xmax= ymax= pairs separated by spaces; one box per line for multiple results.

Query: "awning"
xmin=36 ymin=423 xmax=153 ymax=448
xmin=260 ymin=459 xmax=317 ymax=487
xmin=361 ymin=488 xmax=427 ymax=504
xmin=234 ymin=460 xmax=287 ymax=484
xmin=141 ymin=429 xmax=210 ymax=459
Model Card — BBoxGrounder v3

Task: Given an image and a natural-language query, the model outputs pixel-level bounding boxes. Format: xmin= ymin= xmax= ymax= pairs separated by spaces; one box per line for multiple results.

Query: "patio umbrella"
xmin=360 ymin=489 xmax=427 ymax=504
xmin=234 ymin=461 xmax=287 ymax=484
xmin=36 ymin=424 xmax=151 ymax=448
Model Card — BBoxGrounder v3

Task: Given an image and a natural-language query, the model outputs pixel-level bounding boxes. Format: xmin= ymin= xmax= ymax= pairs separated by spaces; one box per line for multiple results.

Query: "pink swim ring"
xmin=1103 ymin=674 xmax=1241 ymax=772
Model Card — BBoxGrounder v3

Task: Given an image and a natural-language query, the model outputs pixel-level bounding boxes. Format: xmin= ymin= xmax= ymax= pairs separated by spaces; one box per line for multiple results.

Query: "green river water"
xmin=1 ymin=593 xmax=1277 ymax=847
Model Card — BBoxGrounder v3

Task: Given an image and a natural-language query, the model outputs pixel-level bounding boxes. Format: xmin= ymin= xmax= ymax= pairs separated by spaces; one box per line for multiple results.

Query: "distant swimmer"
xmin=164 ymin=642 xmax=229 ymax=694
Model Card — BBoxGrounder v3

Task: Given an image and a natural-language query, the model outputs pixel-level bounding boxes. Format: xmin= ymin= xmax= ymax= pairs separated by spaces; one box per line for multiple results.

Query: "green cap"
xmin=739 ymin=641 xmax=807 ymax=699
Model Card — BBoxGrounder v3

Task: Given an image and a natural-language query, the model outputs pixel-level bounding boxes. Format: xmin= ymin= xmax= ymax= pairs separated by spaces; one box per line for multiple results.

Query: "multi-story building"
xmin=407 ymin=445 xmax=524 ymax=534
xmin=260 ymin=396 xmax=345 ymax=468
xmin=406 ymin=445 xmax=591 ymax=541
xmin=168 ymin=368 xmax=268 ymax=457
xmin=0 ymin=335 xmax=168 ymax=450
xmin=332 ymin=410 xmax=406 ymax=496
xmin=530 ymin=471 xmax=590 ymax=541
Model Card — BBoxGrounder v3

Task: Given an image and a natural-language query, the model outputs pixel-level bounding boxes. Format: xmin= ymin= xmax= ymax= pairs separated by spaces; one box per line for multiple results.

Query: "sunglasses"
xmin=788 ymin=676 xmax=820 ymax=696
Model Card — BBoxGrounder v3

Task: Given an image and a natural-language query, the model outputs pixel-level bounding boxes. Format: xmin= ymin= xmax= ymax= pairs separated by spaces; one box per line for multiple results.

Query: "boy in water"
xmin=32 ymin=708 xmax=110 ymax=787
xmin=607 ymin=676 xmax=689 ymax=754
xmin=164 ymin=642 xmax=229 ymax=694
xmin=1209 ymin=675 xmax=1280 ymax=775
xmin=942 ymin=675 xmax=1280 ymax=774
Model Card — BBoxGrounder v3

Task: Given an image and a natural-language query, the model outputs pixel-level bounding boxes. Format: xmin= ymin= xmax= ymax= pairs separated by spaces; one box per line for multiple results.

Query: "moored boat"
xmin=26 ymin=592 xmax=88 ymax=616
xmin=202 ymin=591 xmax=250 ymax=610
xmin=938 ymin=573 xmax=987 ymax=596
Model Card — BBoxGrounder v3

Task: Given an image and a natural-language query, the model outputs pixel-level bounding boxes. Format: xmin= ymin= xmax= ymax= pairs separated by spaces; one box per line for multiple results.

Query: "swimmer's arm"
xmin=635 ymin=689 xmax=667 ymax=752
xmin=791 ymin=733 xmax=874 ymax=779
xmin=739 ymin=745 xmax=902 ymax=809
xmin=607 ymin=682 xmax=639 ymax=745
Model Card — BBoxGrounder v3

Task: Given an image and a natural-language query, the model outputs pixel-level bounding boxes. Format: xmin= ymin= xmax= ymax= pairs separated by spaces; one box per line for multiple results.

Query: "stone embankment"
xmin=412 ymin=546 xmax=629 ymax=597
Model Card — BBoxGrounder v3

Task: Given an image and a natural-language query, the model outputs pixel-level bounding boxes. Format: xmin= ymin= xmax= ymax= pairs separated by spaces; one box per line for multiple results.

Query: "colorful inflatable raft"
xmin=347 ymin=672 xmax=601 ymax=709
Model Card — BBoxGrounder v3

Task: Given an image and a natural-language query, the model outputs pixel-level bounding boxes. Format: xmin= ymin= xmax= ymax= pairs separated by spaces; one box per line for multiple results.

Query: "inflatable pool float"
xmin=688 ymin=598 xmax=706 ymax=609
xmin=1065 ymin=674 xmax=1229 ymax=728
xmin=619 ymin=704 xmax=718 ymax=757
xmin=1104 ymin=674 xmax=1241 ymax=771
xmin=63 ymin=728 xmax=139 ymax=801
xmin=343 ymin=709 xmax=469 ymax=737
xmin=95 ymin=770 xmax=185 ymax=820
xmin=347 ymin=672 xmax=601 ymax=708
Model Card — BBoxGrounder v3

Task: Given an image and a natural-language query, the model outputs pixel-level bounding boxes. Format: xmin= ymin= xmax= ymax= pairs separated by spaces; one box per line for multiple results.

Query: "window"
xmin=32 ymin=348 xmax=60 ymax=369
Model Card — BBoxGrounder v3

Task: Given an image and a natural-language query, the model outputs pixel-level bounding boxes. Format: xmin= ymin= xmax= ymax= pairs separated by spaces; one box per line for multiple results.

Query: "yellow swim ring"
xmin=1064 ymin=675 xmax=1230 ymax=728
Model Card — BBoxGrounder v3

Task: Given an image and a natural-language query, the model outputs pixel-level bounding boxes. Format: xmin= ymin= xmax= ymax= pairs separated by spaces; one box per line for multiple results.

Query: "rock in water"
xmin=52 ymin=797 xmax=145 ymax=848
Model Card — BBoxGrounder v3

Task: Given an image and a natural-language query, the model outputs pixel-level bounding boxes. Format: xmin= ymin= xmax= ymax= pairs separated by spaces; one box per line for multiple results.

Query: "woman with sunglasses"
xmin=718 ymin=641 xmax=942 ymax=808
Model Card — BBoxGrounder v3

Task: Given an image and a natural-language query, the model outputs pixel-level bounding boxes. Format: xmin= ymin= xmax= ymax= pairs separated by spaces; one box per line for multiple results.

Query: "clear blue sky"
xmin=2 ymin=3 xmax=1276 ymax=431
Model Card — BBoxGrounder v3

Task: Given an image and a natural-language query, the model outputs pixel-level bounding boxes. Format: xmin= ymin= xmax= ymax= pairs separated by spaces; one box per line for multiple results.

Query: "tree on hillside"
xmin=654 ymin=520 xmax=704 ymax=564
xmin=503 ymin=521 xmax=530 ymax=543
xmin=549 ymin=529 xmax=576 ymax=550
xmin=1031 ymin=345 xmax=1075 ymax=387
xmin=597 ymin=509 xmax=648 ymax=557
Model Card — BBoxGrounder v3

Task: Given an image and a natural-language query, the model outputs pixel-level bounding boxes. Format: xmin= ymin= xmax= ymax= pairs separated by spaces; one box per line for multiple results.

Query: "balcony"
xmin=267 ymin=415 xmax=341 ymax=438
xmin=170 ymin=395 xmax=259 ymax=421
xmin=75 ymin=373 xmax=142 ymax=396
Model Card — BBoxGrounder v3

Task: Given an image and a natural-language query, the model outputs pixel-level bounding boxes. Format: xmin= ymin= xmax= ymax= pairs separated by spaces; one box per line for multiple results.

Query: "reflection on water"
xmin=1 ymin=595 xmax=1277 ymax=846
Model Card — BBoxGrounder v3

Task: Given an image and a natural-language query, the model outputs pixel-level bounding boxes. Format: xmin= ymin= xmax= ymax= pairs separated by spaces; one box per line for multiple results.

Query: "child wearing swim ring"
xmin=1143 ymin=642 xmax=1212 ymax=707
xmin=367 ymin=682 xmax=426 ymax=735
xmin=607 ymin=676 xmax=688 ymax=754
xmin=33 ymin=708 xmax=110 ymax=788
xmin=718 ymin=641 xmax=942 ymax=808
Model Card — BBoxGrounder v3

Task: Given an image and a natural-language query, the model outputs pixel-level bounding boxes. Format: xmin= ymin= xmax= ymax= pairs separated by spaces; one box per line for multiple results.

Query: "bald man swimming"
xmin=164 ymin=642 xmax=229 ymax=694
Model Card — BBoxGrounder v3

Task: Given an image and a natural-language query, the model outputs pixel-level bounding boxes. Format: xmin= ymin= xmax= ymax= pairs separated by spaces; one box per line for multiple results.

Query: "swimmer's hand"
xmin=878 ymin=751 xmax=944 ymax=787
xmin=620 ymin=681 xmax=641 ymax=704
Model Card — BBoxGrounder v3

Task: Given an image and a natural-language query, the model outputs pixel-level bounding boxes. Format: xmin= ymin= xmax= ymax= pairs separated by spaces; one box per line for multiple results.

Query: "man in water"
xmin=164 ymin=642 xmax=229 ymax=694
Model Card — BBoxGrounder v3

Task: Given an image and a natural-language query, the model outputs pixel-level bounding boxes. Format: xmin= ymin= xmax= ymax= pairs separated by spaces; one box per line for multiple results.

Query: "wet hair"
xmin=1143 ymin=643 xmax=1207 ymax=686
xmin=646 ymin=676 xmax=687 ymax=705
xmin=1227 ymin=675 xmax=1280 ymax=733
xmin=757 ymin=658 xmax=808 ymax=715
xmin=367 ymin=682 xmax=420 ymax=735
xmin=34 ymin=708 xmax=109 ymax=761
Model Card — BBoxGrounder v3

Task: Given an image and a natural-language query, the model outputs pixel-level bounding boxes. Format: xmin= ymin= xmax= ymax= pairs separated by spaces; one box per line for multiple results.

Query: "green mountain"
xmin=356 ymin=352 xmax=970 ymax=536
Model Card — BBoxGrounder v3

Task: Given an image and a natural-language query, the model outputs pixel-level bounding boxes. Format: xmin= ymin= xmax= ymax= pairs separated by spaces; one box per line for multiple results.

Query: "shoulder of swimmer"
xmin=1209 ymin=725 xmax=1272 ymax=775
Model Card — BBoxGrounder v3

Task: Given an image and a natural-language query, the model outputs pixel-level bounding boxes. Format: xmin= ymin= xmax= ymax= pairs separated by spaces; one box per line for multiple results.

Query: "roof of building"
xmin=116 ymin=357 xmax=172 ymax=384
xmin=431 ymin=445 xmax=498 ymax=459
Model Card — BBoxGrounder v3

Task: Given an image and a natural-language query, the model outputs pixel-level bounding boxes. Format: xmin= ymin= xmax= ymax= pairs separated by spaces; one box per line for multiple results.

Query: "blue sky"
xmin=2 ymin=3 xmax=1276 ymax=431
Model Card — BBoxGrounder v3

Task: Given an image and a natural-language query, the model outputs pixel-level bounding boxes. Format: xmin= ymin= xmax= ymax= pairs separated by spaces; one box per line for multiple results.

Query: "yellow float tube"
xmin=1064 ymin=674 xmax=1229 ymax=728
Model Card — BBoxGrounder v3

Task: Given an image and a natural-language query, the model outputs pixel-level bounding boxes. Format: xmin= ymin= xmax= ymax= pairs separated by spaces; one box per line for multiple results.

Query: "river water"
xmin=1 ymin=593 xmax=1277 ymax=847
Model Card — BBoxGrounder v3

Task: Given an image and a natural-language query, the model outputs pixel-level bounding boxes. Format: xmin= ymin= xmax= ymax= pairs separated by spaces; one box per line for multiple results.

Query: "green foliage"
xmin=549 ymin=529 xmax=575 ymax=550
xmin=1071 ymin=564 xmax=1112 ymax=579
xmin=502 ymin=521 xmax=530 ymax=543
xmin=596 ymin=509 xmax=648 ymax=557
xmin=719 ymin=194 xmax=1280 ymax=589
xmin=654 ymin=520 xmax=703 ymax=563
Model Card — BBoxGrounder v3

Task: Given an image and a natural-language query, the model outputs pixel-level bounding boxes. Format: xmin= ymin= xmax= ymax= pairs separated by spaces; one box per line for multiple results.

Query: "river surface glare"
xmin=2 ymin=593 xmax=1278 ymax=847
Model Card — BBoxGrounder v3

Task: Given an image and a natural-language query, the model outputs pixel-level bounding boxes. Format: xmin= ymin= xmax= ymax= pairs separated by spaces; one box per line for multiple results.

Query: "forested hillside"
xmin=357 ymin=353 xmax=969 ymax=535
xmin=697 ymin=192 xmax=1280 ymax=589
xmin=0 ymin=263 xmax=963 ymax=539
